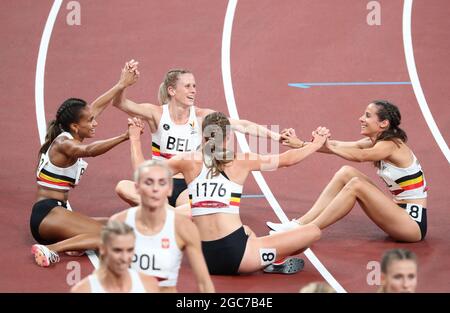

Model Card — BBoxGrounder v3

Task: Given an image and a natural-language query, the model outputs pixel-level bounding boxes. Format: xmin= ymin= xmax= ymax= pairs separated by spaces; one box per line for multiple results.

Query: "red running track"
xmin=0 ymin=0 xmax=448 ymax=292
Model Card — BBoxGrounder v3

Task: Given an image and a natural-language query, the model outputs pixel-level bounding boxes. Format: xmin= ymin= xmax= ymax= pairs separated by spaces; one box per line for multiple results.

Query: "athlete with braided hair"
xmin=30 ymin=67 xmax=139 ymax=267
xmin=268 ymin=100 xmax=428 ymax=242
xmin=127 ymin=112 xmax=324 ymax=275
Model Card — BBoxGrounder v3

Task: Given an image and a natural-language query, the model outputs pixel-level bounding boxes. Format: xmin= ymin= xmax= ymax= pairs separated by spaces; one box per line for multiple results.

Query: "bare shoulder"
xmin=144 ymin=102 xmax=163 ymax=118
xmin=138 ymin=272 xmax=160 ymax=293
xmin=70 ymin=276 xmax=91 ymax=293
xmin=109 ymin=209 xmax=129 ymax=223
xmin=53 ymin=134 xmax=74 ymax=148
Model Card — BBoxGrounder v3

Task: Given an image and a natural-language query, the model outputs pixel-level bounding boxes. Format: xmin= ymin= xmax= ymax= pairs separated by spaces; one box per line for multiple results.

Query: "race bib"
xmin=404 ymin=203 xmax=424 ymax=223
xmin=259 ymin=248 xmax=277 ymax=266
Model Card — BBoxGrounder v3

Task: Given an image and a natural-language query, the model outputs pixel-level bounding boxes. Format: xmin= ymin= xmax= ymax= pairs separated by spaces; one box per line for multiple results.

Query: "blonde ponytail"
xmin=157 ymin=69 xmax=192 ymax=105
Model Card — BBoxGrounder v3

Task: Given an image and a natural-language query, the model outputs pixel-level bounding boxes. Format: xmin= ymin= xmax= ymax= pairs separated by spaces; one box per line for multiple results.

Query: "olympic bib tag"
xmin=405 ymin=203 xmax=423 ymax=223
xmin=259 ymin=248 xmax=277 ymax=266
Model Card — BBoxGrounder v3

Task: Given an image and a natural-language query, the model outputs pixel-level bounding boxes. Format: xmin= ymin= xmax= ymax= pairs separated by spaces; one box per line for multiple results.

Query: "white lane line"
xmin=221 ymin=0 xmax=346 ymax=293
xmin=36 ymin=0 xmax=99 ymax=269
xmin=403 ymin=0 xmax=450 ymax=164
xmin=35 ymin=0 xmax=63 ymax=143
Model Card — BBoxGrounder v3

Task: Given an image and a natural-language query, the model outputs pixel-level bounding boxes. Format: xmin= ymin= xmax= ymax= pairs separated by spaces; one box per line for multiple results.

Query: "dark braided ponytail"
xmin=372 ymin=100 xmax=407 ymax=144
xmin=202 ymin=112 xmax=234 ymax=178
xmin=39 ymin=98 xmax=87 ymax=154
xmin=372 ymin=100 xmax=407 ymax=168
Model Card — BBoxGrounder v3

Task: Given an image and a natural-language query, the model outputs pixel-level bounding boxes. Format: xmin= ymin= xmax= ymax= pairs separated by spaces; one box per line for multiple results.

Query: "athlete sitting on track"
xmin=268 ymin=100 xmax=428 ymax=243
xmin=128 ymin=112 xmax=324 ymax=275
xmin=30 ymin=65 xmax=139 ymax=267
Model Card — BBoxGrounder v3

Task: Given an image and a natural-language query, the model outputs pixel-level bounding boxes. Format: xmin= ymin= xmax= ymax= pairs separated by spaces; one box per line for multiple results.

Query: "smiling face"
xmin=100 ymin=233 xmax=135 ymax=276
xmin=359 ymin=103 xmax=388 ymax=138
xmin=71 ymin=106 xmax=98 ymax=139
xmin=382 ymin=259 xmax=418 ymax=293
xmin=168 ymin=73 xmax=196 ymax=106
xmin=135 ymin=165 xmax=173 ymax=209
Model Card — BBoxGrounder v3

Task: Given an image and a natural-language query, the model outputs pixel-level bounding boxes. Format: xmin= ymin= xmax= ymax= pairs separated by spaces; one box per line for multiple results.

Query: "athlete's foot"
xmin=263 ymin=257 xmax=304 ymax=274
xmin=31 ymin=244 xmax=60 ymax=267
xmin=266 ymin=219 xmax=301 ymax=234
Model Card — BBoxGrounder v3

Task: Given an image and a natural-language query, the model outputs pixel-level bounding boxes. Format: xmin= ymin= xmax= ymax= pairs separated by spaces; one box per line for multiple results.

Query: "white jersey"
xmin=37 ymin=132 xmax=88 ymax=190
xmin=187 ymin=162 xmax=244 ymax=216
xmin=377 ymin=153 xmax=428 ymax=201
xmin=87 ymin=269 xmax=146 ymax=293
xmin=151 ymin=104 xmax=201 ymax=160
xmin=125 ymin=207 xmax=183 ymax=287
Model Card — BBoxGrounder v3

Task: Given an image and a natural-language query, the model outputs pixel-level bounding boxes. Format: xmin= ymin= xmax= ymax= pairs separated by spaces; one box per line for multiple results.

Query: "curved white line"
xmin=35 ymin=0 xmax=63 ymax=143
xmin=36 ymin=0 xmax=99 ymax=269
xmin=221 ymin=0 xmax=346 ymax=293
xmin=402 ymin=0 xmax=450 ymax=164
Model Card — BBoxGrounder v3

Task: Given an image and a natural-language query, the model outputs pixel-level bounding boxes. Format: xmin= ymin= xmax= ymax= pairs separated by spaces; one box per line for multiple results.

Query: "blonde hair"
xmin=158 ymin=69 xmax=192 ymax=105
xmin=202 ymin=112 xmax=234 ymax=178
xmin=299 ymin=282 xmax=336 ymax=293
xmin=381 ymin=248 xmax=417 ymax=273
xmin=134 ymin=159 xmax=173 ymax=183
xmin=378 ymin=248 xmax=418 ymax=293
xmin=101 ymin=220 xmax=135 ymax=245
xmin=99 ymin=221 xmax=135 ymax=265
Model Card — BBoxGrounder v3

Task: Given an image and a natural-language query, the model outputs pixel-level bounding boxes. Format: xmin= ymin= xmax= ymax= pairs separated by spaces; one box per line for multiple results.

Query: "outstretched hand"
xmin=119 ymin=59 xmax=140 ymax=88
xmin=127 ymin=117 xmax=145 ymax=140
xmin=280 ymin=128 xmax=305 ymax=148
xmin=311 ymin=126 xmax=330 ymax=146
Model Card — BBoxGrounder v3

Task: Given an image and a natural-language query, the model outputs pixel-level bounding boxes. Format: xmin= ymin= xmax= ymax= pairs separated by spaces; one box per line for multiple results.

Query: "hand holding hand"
xmin=280 ymin=129 xmax=305 ymax=148
xmin=127 ymin=117 xmax=145 ymax=140
xmin=311 ymin=126 xmax=330 ymax=146
xmin=119 ymin=59 xmax=140 ymax=88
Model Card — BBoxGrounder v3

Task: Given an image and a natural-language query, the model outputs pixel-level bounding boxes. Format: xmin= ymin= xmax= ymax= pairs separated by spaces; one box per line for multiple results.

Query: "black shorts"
xmin=168 ymin=178 xmax=187 ymax=207
xmin=201 ymin=226 xmax=249 ymax=275
xmin=30 ymin=199 xmax=67 ymax=245
xmin=398 ymin=203 xmax=427 ymax=240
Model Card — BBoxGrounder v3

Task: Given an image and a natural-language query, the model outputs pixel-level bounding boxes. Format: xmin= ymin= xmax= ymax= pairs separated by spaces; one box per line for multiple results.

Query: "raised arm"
xmin=90 ymin=60 xmax=140 ymax=118
xmin=176 ymin=217 xmax=215 ymax=293
xmin=112 ymin=61 xmax=160 ymax=121
xmin=127 ymin=118 xmax=146 ymax=171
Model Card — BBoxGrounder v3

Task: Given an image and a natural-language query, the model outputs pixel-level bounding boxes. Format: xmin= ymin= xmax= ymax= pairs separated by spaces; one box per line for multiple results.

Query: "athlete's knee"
xmin=335 ymin=165 xmax=359 ymax=181
xmin=115 ymin=180 xmax=128 ymax=196
xmin=344 ymin=177 xmax=365 ymax=193
xmin=115 ymin=180 xmax=138 ymax=204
